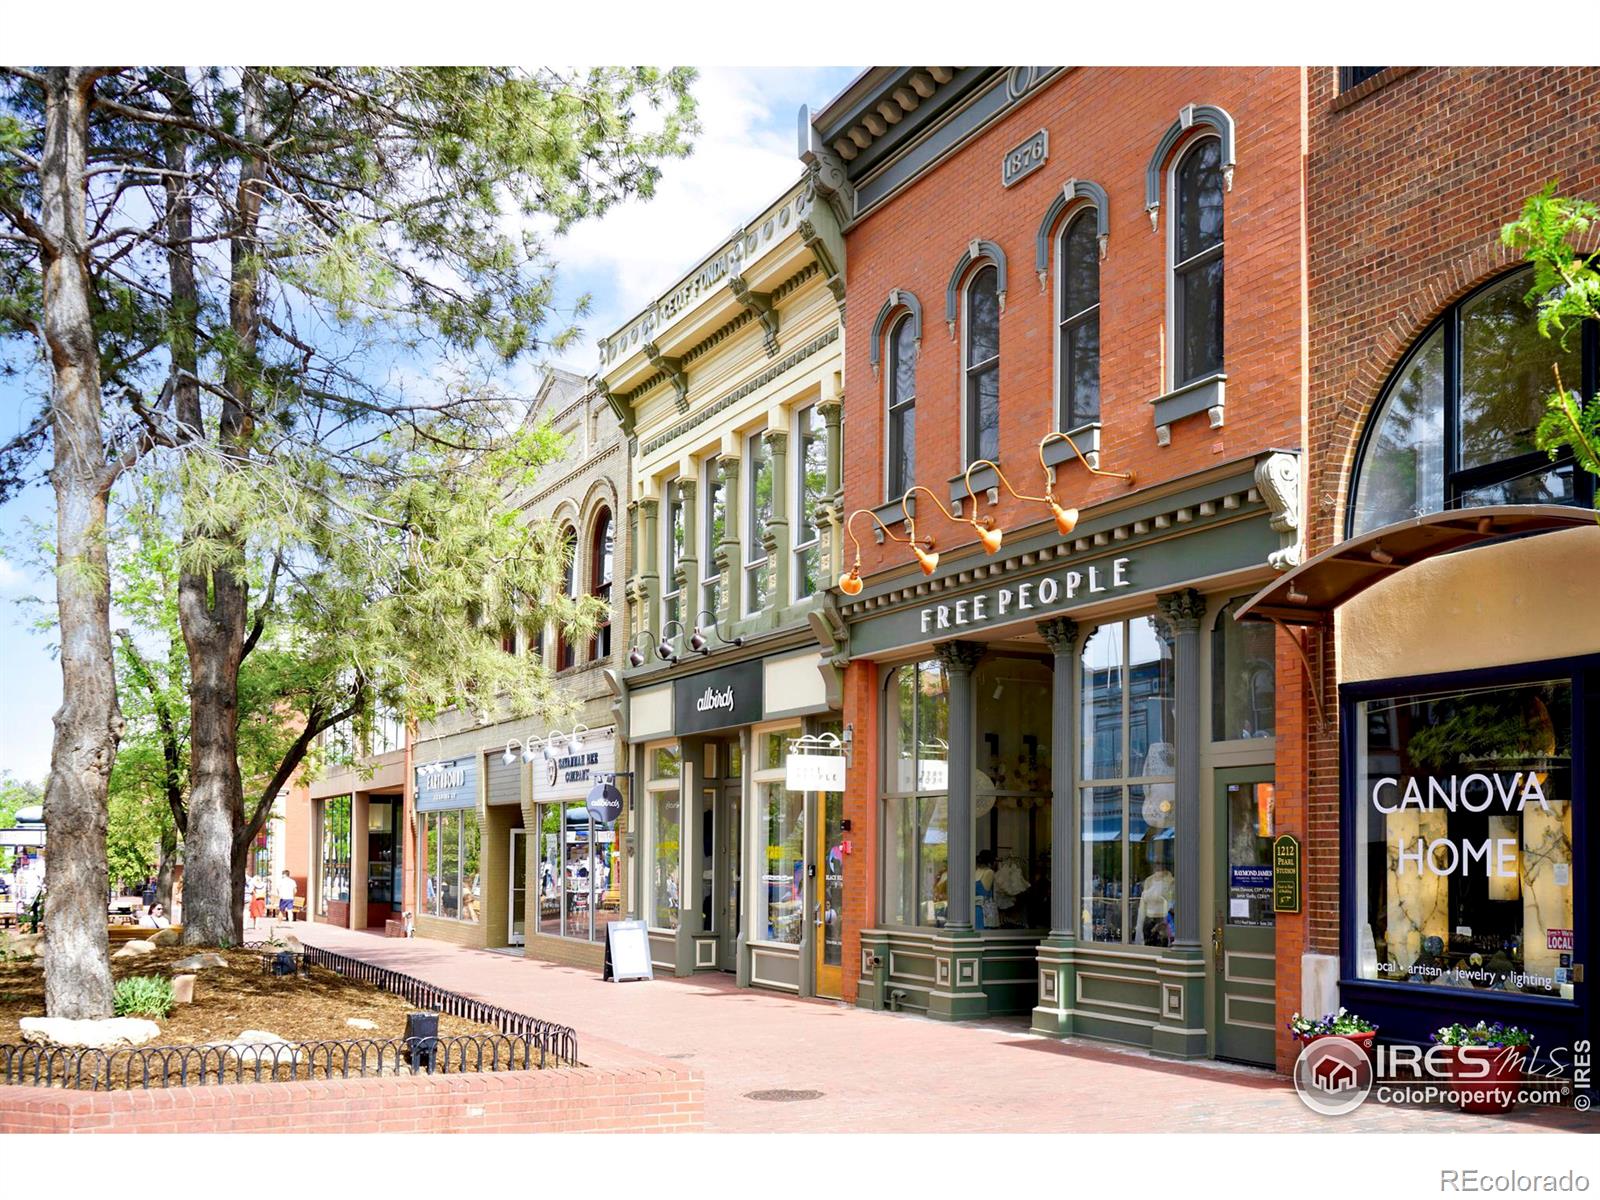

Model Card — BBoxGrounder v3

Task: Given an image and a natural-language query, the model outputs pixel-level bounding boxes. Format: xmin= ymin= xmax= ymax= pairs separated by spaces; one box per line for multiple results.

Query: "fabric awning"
xmin=1236 ymin=504 xmax=1595 ymax=625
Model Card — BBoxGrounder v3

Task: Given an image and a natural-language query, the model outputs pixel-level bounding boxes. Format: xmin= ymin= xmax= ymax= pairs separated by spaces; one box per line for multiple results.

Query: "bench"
xmin=108 ymin=924 xmax=182 ymax=944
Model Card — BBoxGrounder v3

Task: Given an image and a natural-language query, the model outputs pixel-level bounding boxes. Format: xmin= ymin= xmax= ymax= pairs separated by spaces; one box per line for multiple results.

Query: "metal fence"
xmin=0 ymin=942 xmax=577 ymax=1090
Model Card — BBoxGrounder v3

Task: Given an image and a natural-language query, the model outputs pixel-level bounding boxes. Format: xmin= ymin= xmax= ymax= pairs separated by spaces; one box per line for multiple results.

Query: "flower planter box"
xmin=1447 ymin=1046 xmax=1525 ymax=1114
xmin=1306 ymin=1029 xmax=1377 ymax=1061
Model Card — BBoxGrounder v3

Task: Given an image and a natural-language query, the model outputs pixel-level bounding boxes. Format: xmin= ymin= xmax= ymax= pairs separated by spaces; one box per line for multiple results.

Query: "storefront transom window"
xmin=1354 ymin=678 xmax=1576 ymax=1000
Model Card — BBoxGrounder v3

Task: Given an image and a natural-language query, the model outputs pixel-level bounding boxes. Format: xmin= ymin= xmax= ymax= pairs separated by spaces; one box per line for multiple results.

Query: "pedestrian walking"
xmin=275 ymin=870 xmax=298 ymax=924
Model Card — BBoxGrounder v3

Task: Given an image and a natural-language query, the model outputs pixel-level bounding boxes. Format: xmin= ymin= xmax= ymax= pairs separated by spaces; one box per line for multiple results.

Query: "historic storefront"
xmin=603 ymin=174 xmax=849 ymax=995
xmin=805 ymin=66 xmax=1308 ymax=1063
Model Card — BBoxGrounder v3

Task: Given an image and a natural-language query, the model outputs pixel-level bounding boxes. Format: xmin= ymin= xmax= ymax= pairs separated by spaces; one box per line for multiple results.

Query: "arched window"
xmin=1172 ymin=136 xmax=1224 ymax=387
xmin=1211 ymin=596 xmax=1275 ymax=742
xmin=588 ymin=508 xmax=613 ymax=661
xmin=964 ymin=264 xmax=1001 ymax=464
xmin=1058 ymin=209 xmax=1101 ymax=429
xmin=886 ymin=314 xmax=916 ymax=497
xmin=1348 ymin=266 xmax=1596 ymax=537
xmin=556 ymin=524 xmax=577 ymax=671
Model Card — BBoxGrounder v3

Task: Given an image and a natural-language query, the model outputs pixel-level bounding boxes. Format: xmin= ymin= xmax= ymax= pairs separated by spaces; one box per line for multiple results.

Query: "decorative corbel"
xmin=643 ymin=342 xmax=688 ymax=412
xmin=728 ymin=274 xmax=780 ymax=356
xmin=1255 ymin=451 xmax=1303 ymax=571
xmin=798 ymin=218 xmax=846 ymax=314
xmin=596 ymin=381 xmax=634 ymax=439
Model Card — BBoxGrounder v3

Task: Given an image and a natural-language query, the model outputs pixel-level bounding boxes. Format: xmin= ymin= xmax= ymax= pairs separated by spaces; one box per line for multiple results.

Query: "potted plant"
xmin=1287 ymin=1007 xmax=1379 ymax=1059
xmin=1432 ymin=1021 xmax=1531 ymax=1114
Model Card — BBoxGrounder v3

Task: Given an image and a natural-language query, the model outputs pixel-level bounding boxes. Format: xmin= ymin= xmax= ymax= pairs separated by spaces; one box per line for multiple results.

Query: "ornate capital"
xmin=1036 ymin=616 xmax=1080 ymax=655
xmin=817 ymin=397 xmax=844 ymax=423
xmin=1156 ymin=588 xmax=1206 ymax=633
xmin=719 ymin=455 xmax=741 ymax=484
xmin=676 ymin=477 xmax=697 ymax=504
xmin=638 ymin=497 xmax=659 ymax=519
xmin=935 ymin=639 xmax=985 ymax=675
xmin=1255 ymin=451 xmax=1302 ymax=571
xmin=763 ymin=429 xmax=788 ymax=457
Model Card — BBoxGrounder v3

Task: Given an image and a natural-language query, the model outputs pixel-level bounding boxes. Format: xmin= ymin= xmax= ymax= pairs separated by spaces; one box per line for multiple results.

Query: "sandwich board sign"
xmin=604 ymin=918 xmax=654 ymax=983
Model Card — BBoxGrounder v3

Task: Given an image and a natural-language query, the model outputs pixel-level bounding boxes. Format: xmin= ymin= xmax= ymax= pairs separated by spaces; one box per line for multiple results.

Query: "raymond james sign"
xmin=673 ymin=657 xmax=764 ymax=735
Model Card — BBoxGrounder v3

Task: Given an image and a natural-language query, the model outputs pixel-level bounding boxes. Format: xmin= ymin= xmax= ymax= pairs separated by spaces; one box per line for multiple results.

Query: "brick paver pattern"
xmin=287 ymin=922 xmax=1597 ymax=1134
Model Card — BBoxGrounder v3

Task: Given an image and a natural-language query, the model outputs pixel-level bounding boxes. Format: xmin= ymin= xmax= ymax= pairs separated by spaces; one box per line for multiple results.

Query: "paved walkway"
xmin=287 ymin=922 xmax=1596 ymax=1134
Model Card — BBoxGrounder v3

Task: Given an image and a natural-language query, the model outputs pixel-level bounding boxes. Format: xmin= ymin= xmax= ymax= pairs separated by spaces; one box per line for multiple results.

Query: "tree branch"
xmin=116 ymin=630 xmax=188 ymax=837
xmin=241 ymin=550 xmax=282 ymax=661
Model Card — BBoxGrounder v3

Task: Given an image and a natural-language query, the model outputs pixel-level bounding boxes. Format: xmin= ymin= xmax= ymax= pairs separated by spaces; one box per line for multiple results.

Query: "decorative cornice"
xmin=934 ymin=638 xmax=985 ymax=673
xmin=520 ymin=441 xmax=624 ymax=511
xmin=1145 ymin=103 xmax=1236 ymax=229
xmin=945 ymin=239 xmax=1008 ymax=336
xmin=639 ymin=327 xmax=840 ymax=458
xmin=1035 ymin=178 xmax=1111 ymax=289
xmin=869 ymin=288 xmax=924 ymax=371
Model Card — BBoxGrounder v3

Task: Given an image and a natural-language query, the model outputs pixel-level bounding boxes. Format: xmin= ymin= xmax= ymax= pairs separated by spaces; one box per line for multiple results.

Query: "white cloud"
xmin=542 ymin=66 xmax=852 ymax=376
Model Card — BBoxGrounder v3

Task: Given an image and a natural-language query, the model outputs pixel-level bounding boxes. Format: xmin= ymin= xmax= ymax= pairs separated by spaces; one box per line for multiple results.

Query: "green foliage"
xmin=112 ymin=974 xmax=175 ymax=1019
xmin=1501 ymin=184 xmax=1600 ymax=511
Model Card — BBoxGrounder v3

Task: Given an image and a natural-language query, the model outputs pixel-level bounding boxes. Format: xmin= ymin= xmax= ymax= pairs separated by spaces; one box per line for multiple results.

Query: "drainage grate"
xmin=743 ymin=1088 xmax=823 ymax=1102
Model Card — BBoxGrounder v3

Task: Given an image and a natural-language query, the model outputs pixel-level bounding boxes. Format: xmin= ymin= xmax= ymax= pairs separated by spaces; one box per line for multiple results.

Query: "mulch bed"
xmin=0 ymin=945 xmax=498 ymax=1049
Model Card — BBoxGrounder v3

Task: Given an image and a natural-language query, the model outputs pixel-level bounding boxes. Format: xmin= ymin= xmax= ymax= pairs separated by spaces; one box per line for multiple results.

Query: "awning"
xmin=1236 ymin=504 xmax=1595 ymax=626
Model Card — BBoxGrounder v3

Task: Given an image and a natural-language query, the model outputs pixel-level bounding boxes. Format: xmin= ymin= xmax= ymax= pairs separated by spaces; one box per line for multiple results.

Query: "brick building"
xmin=806 ymin=67 xmax=1307 ymax=1063
xmin=1245 ymin=67 xmax=1600 ymax=1070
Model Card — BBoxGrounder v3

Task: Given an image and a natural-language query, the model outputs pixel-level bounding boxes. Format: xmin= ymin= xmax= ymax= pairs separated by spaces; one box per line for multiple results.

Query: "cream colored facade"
xmin=601 ymin=175 xmax=850 ymax=996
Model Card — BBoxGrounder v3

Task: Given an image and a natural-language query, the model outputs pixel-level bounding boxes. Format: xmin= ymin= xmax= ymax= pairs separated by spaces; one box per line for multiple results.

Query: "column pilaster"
xmin=1032 ymin=616 xmax=1080 ymax=1037
xmin=928 ymin=639 xmax=987 ymax=1021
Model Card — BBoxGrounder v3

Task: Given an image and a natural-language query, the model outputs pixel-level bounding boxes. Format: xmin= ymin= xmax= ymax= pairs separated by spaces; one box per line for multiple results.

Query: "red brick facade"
xmin=1274 ymin=65 xmax=1600 ymax=1071
xmin=841 ymin=67 xmax=1305 ymax=582
xmin=0 ymin=1060 xmax=702 ymax=1134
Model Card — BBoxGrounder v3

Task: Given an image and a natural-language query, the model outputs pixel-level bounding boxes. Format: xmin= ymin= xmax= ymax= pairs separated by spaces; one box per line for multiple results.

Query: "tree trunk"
xmin=177 ymin=69 xmax=263 ymax=947
xmin=38 ymin=68 xmax=117 ymax=1018
xmin=155 ymin=823 xmax=177 ymax=910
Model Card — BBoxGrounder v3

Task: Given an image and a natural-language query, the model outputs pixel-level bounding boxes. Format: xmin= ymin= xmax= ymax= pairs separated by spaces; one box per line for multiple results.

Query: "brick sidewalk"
xmin=285 ymin=921 xmax=1597 ymax=1134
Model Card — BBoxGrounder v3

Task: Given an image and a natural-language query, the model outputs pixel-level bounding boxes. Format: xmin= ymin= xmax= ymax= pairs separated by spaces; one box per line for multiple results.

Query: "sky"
xmin=0 ymin=65 xmax=858 ymax=785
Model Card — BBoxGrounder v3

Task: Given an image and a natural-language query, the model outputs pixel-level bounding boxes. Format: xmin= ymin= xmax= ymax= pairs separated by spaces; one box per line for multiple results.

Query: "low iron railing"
xmin=0 ymin=942 xmax=577 ymax=1090
xmin=0 ymin=1031 xmax=542 ymax=1090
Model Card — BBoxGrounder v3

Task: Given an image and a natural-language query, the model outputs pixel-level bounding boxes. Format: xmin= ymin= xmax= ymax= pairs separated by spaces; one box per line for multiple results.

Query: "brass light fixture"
xmin=836 ymin=507 xmax=936 ymax=595
xmin=900 ymin=485 xmax=1002 ymax=574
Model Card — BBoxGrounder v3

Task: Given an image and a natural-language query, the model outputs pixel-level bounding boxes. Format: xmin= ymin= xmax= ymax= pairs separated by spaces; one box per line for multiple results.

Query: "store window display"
xmin=882 ymin=659 xmax=950 ymax=927
xmin=1353 ymin=677 xmax=1576 ymax=1000
xmin=973 ymin=655 xmax=1052 ymax=929
xmin=1080 ymin=616 xmax=1177 ymax=946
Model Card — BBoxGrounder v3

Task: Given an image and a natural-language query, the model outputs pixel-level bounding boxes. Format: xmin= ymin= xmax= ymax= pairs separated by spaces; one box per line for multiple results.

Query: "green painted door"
xmin=1213 ymin=770 xmax=1277 ymax=1066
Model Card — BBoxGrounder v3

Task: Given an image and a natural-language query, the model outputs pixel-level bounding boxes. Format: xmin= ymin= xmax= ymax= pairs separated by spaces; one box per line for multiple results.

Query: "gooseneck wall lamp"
xmin=689 ymin=609 xmax=744 ymax=655
xmin=656 ymin=620 xmax=687 ymax=664
xmin=837 ymin=507 xmax=937 ymax=596
xmin=626 ymin=630 xmax=656 ymax=669
xmin=834 ymin=430 xmax=1135 ymax=597
xmin=501 ymin=739 xmax=541 ymax=767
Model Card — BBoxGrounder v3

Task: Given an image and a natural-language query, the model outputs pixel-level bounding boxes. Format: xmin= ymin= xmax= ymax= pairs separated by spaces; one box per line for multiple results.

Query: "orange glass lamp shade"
xmin=838 ymin=563 xmax=865 ymax=595
xmin=913 ymin=543 xmax=941 ymax=574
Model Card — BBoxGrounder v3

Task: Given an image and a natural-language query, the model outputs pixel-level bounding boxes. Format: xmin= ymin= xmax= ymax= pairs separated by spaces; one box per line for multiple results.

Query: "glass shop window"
xmin=882 ymin=659 xmax=950 ymax=928
xmin=648 ymin=743 xmax=682 ymax=931
xmin=1213 ymin=596 xmax=1276 ymax=741
xmin=1354 ymin=679 xmax=1576 ymax=1000
xmin=973 ymin=656 xmax=1053 ymax=930
xmin=1080 ymin=616 xmax=1177 ymax=946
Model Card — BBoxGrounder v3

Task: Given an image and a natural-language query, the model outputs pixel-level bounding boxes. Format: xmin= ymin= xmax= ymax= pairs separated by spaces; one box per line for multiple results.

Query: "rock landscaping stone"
xmin=171 ymin=974 xmax=196 ymax=1005
xmin=19 ymin=1016 xmax=162 ymax=1049
xmin=345 ymin=1017 xmax=379 ymax=1031
xmin=170 ymin=952 xmax=228 ymax=971
xmin=149 ymin=927 xmax=182 ymax=947
xmin=111 ymin=940 xmax=157 ymax=959
xmin=216 ymin=1029 xmax=298 ymax=1065
xmin=3 ymin=932 xmax=41 ymax=959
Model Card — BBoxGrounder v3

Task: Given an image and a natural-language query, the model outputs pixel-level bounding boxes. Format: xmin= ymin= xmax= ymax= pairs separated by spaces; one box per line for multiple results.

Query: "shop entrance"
xmin=365 ymin=796 xmax=401 ymax=928
xmin=1213 ymin=769 xmax=1278 ymax=1066
xmin=716 ymin=775 xmax=741 ymax=972
xmin=508 ymin=828 xmax=527 ymax=947
xmin=815 ymin=787 xmax=844 ymax=998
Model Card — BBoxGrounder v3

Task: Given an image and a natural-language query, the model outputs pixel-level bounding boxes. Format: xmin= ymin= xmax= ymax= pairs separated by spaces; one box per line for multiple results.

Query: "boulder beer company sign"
xmin=673 ymin=657 xmax=764 ymax=735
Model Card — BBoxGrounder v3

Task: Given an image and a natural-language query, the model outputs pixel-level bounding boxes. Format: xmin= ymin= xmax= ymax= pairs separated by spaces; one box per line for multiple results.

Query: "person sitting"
xmin=138 ymin=903 xmax=172 ymax=929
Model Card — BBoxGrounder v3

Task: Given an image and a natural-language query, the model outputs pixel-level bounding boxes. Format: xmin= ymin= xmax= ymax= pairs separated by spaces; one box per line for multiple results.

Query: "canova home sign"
xmin=1374 ymin=771 xmax=1555 ymax=878
xmin=919 ymin=557 xmax=1132 ymax=635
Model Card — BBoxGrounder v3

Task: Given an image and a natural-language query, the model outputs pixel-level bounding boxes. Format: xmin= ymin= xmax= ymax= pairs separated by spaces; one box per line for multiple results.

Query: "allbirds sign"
xmin=673 ymin=658 xmax=763 ymax=734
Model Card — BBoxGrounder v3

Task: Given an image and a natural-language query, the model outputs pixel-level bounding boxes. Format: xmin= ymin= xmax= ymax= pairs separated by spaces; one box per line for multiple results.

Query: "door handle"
xmin=1212 ymin=921 xmax=1223 ymax=958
